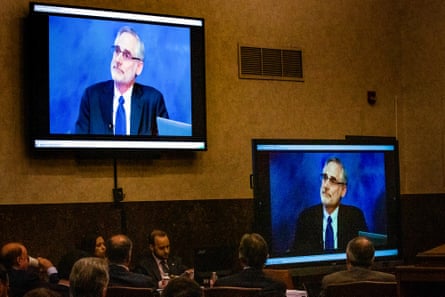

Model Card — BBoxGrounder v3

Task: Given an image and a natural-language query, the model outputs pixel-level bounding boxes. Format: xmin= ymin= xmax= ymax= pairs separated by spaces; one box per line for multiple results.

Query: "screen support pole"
xmin=113 ymin=158 xmax=127 ymax=234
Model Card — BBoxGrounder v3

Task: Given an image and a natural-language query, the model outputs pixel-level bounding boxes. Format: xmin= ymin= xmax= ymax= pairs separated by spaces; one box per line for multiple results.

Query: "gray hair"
xmin=324 ymin=157 xmax=348 ymax=184
xmin=69 ymin=257 xmax=109 ymax=297
xmin=115 ymin=26 xmax=145 ymax=61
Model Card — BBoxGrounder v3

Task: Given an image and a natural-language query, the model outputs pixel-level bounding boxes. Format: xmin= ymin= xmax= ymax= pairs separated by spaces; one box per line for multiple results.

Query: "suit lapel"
xmin=99 ymin=81 xmax=114 ymax=128
xmin=337 ymin=206 xmax=344 ymax=248
xmin=318 ymin=206 xmax=324 ymax=247
xmin=130 ymin=84 xmax=143 ymax=135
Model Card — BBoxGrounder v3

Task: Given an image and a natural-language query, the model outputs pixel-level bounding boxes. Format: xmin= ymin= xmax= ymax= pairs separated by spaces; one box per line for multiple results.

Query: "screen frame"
xmin=27 ymin=2 xmax=207 ymax=153
xmin=251 ymin=137 xmax=402 ymax=268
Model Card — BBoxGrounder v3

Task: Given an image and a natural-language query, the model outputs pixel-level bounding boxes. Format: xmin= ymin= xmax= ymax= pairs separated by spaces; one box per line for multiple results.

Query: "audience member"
xmin=79 ymin=232 xmax=107 ymax=259
xmin=106 ymin=234 xmax=156 ymax=289
xmin=161 ymin=277 xmax=201 ymax=297
xmin=214 ymin=233 xmax=286 ymax=297
xmin=69 ymin=257 xmax=109 ymax=297
xmin=23 ymin=288 xmax=61 ymax=297
xmin=319 ymin=236 xmax=396 ymax=297
xmin=0 ymin=242 xmax=60 ymax=297
xmin=0 ymin=264 xmax=9 ymax=297
xmin=134 ymin=229 xmax=190 ymax=289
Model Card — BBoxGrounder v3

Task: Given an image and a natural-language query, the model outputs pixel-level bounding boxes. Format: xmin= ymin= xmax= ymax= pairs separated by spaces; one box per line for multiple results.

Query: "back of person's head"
xmin=23 ymin=288 xmax=62 ymax=297
xmin=148 ymin=229 xmax=168 ymax=245
xmin=106 ymin=234 xmax=132 ymax=265
xmin=1 ymin=242 xmax=25 ymax=269
xmin=238 ymin=233 xmax=268 ymax=269
xmin=346 ymin=236 xmax=375 ymax=268
xmin=69 ymin=257 xmax=109 ymax=297
xmin=161 ymin=276 xmax=201 ymax=297
xmin=57 ymin=249 xmax=90 ymax=280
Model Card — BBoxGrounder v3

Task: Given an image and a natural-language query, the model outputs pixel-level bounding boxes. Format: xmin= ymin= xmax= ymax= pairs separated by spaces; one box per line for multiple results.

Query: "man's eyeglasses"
xmin=320 ymin=173 xmax=346 ymax=185
xmin=112 ymin=45 xmax=141 ymax=61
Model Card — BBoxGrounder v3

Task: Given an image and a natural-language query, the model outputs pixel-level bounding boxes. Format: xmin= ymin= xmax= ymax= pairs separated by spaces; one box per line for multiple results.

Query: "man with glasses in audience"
xmin=75 ymin=26 xmax=169 ymax=135
xmin=293 ymin=157 xmax=368 ymax=254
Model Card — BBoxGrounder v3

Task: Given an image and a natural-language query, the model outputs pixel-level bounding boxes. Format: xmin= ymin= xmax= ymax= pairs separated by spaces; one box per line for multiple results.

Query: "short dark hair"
xmin=106 ymin=234 xmax=132 ymax=265
xmin=69 ymin=257 xmax=109 ymax=297
xmin=148 ymin=229 xmax=168 ymax=245
xmin=238 ymin=233 xmax=268 ymax=269
xmin=346 ymin=236 xmax=375 ymax=268
xmin=161 ymin=277 xmax=201 ymax=297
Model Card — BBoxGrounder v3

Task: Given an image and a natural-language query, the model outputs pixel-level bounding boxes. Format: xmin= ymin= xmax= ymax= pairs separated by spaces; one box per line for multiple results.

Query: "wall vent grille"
xmin=238 ymin=45 xmax=303 ymax=82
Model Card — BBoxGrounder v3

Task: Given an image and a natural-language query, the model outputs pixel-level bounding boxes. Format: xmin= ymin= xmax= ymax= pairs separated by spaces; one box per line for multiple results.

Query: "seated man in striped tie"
xmin=75 ymin=26 xmax=169 ymax=136
xmin=134 ymin=230 xmax=192 ymax=290
xmin=293 ymin=157 xmax=368 ymax=254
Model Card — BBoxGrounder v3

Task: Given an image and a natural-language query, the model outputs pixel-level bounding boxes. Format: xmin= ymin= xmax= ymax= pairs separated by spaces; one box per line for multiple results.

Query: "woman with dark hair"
xmin=79 ymin=232 xmax=106 ymax=259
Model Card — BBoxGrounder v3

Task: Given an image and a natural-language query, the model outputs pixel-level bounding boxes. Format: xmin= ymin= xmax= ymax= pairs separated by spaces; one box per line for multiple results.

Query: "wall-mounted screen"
xmin=251 ymin=138 xmax=401 ymax=268
xmin=27 ymin=2 xmax=206 ymax=153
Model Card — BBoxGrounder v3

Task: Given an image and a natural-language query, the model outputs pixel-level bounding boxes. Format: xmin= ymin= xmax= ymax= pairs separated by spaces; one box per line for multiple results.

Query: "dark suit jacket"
xmin=133 ymin=252 xmax=187 ymax=288
xmin=75 ymin=80 xmax=169 ymax=135
xmin=108 ymin=264 xmax=156 ymax=289
xmin=319 ymin=266 xmax=396 ymax=297
xmin=8 ymin=267 xmax=60 ymax=297
xmin=293 ymin=204 xmax=368 ymax=254
xmin=214 ymin=268 xmax=286 ymax=297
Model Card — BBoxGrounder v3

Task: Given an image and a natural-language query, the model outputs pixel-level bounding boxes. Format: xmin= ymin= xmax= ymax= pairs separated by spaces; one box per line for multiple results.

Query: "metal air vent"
xmin=238 ymin=45 xmax=303 ymax=82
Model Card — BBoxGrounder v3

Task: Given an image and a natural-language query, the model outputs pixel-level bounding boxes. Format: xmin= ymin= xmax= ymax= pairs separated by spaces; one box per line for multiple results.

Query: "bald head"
xmin=106 ymin=234 xmax=133 ymax=266
xmin=1 ymin=242 xmax=28 ymax=270
xmin=346 ymin=236 xmax=375 ymax=268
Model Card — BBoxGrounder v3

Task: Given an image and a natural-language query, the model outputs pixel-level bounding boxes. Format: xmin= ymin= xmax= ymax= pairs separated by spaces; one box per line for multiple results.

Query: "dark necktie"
xmin=115 ymin=96 xmax=126 ymax=135
xmin=325 ymin=216 xmax=334 ymax=250
xmin=160 ymin=260 xmax=169 ymax=275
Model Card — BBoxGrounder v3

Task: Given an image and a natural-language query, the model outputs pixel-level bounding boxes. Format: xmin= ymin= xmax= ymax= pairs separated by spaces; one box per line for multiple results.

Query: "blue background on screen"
xmin=49 ymin=16 xmax=191 ymax=134
xmin=269 ymin=152 xmax=387 ymax=255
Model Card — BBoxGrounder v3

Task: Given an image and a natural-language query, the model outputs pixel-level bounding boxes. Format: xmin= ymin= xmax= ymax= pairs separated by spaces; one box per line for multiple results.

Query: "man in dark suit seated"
xmin=75 ymin=26 xmax=169 ymax=136
xmin=134 ymin=229 xmax=191 ymax=290
xmin=106 ymin=234 xmax=156 ymax=289
xmin=319 ymin=236 xmax=396 ymax=297
xmin=214 ymin=233 xmax=286 ymax=297
xmin=0 ymin=242 xmax=60 ymax=297
xmin=293 ymin=157 xmax=368 ymax=254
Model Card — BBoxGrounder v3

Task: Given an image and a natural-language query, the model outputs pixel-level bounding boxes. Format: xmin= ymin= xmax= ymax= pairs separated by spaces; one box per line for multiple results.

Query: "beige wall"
xmin=0 ymin=0 xmax=440 ymax=204
xmin=399 ymin=1 xmax=445 ymax=194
